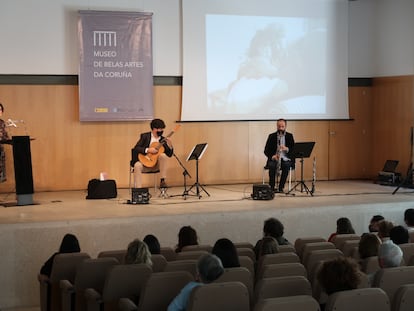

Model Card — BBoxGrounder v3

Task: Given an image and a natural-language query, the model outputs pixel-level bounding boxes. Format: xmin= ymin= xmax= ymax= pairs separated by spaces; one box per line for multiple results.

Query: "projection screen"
xmin=181 ymin=0 xmax=349 ymax=121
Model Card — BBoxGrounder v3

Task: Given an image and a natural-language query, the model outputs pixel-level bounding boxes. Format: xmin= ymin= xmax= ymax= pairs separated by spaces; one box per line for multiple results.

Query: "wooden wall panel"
xmin=0 ymin=77 xmax=412 ymax=191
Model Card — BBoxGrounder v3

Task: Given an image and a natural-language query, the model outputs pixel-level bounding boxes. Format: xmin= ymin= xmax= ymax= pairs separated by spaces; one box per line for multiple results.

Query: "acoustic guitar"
xmin=138 ymin=125 xmax=181 ymax=167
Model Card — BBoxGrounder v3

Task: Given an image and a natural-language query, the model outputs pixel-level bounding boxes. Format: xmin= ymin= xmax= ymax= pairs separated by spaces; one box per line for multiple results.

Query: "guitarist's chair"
xmin=129 ymin=149 xmax=159 ymax=193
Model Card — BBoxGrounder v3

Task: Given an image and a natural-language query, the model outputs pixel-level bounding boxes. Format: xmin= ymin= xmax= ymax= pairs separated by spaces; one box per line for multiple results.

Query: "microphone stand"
xmin=170 ymin=152 xmax=196 ymax=200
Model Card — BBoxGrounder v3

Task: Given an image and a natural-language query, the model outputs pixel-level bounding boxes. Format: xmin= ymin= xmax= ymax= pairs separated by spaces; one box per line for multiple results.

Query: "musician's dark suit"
xmin=264 ymin=130 xmax=295 ymax=192
xmin=132 ymin=132 xmax=173 ymax=188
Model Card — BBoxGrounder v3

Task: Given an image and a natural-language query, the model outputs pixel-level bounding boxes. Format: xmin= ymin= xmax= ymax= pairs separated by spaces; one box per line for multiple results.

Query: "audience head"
xmin=176 ymin=226 xmax=198 ymax=252
xmin=197 ymin=253 xmax=224 ymax=283
xmin=257 ymin=236 xmax=279 ymax=258
xmin=377 ymin=220 xmax=394 ymax=240
xmin=389 ymin=225 xmax=409 ymax=245
xmin=404 ymin=208 xmax=414 ymax=227
xmin=358 ymin=233 xmax=381 ymax=259
xmin=59 ymin=234 xmax=81 ymax=253
xmin=336 ymin=217 xmax=355 ymax=234
xmin=212 ymin=238 xmax=240 ymax=268
xmin=318 ymin=257 xmax=361 ymax=295
xmin=263 ymin=217 xmax=285 ymax=239
xmin=369 ymin=215 xmax=385 ymax=232
xmin=125 ymin=239 xmax=152 ymax=265
xmin=378 ymin=241 xmax=403 ymax=268
xmin=143 ymin=234 xmax=161 ymax=254
xmin=150 ymin=118 xmax=166 ymax=130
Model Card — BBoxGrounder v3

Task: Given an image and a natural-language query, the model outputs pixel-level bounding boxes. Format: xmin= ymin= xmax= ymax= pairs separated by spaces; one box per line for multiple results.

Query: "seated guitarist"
xmin=133 ymin=119 xmax=174 ymax=188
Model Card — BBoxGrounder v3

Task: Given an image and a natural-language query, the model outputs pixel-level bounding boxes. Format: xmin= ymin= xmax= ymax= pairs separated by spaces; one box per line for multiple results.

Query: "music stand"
xmin=286 ymin=142 xmax=315 ymax=196
xmin=186 ymin=143 xmax=210 ymax=198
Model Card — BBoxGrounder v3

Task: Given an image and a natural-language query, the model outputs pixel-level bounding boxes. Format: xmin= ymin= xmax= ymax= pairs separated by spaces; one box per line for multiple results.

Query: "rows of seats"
xmin=39 ymin=234 xmax=414 ymax=311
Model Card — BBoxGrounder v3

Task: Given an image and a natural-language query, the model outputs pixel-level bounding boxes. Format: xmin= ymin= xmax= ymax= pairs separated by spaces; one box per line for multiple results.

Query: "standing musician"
xmin=133 ymin=118 xmax=174 ymax=188
xmin=264 ymin=118 xmax=295 ymax=193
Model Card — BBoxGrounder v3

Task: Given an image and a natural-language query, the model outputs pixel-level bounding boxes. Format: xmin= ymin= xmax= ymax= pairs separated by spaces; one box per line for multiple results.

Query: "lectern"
xmin=2 ymin=136 xmax=34 ymax=205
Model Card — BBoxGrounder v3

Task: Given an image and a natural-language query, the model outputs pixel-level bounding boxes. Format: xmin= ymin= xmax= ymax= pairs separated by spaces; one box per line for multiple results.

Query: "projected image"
xmin=206 ymin=15 xmax=326 ymax=117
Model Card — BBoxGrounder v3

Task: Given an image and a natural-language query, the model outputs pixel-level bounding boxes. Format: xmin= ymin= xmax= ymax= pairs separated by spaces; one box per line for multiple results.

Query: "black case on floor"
xmin=86 ymin=179 xmax=117 ymax=199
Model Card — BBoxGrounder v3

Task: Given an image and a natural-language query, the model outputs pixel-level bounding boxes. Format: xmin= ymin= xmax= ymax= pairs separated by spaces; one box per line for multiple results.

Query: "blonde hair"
xmin=125 ymin=239 xmax=152 ymax=265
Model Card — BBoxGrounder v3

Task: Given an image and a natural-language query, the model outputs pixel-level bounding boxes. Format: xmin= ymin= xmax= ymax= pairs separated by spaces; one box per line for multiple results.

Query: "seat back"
xmin=305 ymin=249 xmax=343 ymax=276
xmin=330 ymin=234 xmax=361 ymax=251
xmin=175 ymin=250 xmax=208 ymax=261
xmin=181 ymin=244 xmax=213 ymax=252
xmin=360 ymin=256 xmax=381 ymax=275
xmin=151 ymin=254 xmax=167 ymax=272
xmin=236 ymin=247 xmax=256 ymax=262
xmin=253 ymin=295 xmax=320 ymax=311
xmin=260 ymin=262 xmax=307 ymax=280
xmin=137 ymin=271 xmax=194 ymax=311
xmin=101 ymin=264 xmax=152 ymax=309
xmin=254 ymin=276 xmax=312 ymax=304
xmin=187 ymin=281 xmax=250 ymax=311
xmin=234 ymin=242 xmax=254 ymax=250
xmin=164 ymin=259 xmax=198 ymax=278
xmin=301 ymin=242 xmax=335 ymax=264
xmin=325 ymin=288 xmax=390 ymax=311
xmin=97 ymin=249 xmax=126 ymax=264
xmin=392 ymin=284 xmax=414 ymax=311
xmin=277 ymin=244 xmax=296 ymax=254
xmin=372 ymin=266 xmax=414 ymax=304
xmin=73 ymin=257 xmax=119 ymax=311
xmin=256 ymin=252 xmax=300 ymax=280
xmin=215 ymin=267 xmax=253 ymax=304
xmin=239 ymin=256 xmax=255 ymax=279
xmin=160 ymin=246 xmax=177 ymax=261
xmin=40 ymin=252 xmax=90 ymax=311
xmin=340 ymin=239 xmax=361 ymax=258
xmin=398 ymin=243 xmax=414 ymax=265
xmin=294 ymin=237 xmax=326 ymax=258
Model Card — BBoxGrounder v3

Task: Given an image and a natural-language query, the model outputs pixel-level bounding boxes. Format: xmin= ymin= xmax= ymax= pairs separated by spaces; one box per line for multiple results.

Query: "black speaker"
xmin=86 ymin=179 xmax=117 ymax=199
xmin=130 ymin=187 xmax=150 ymax=204
xmin=251 ymin=184 xmax=274 ymax=200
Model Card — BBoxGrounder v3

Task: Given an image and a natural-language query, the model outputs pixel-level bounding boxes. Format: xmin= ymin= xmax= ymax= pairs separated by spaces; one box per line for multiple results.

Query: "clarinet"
xmin=311 ymin=156 xmax=316 ymax=194
xmin=276 ymin=133 xmax=282 ymax=180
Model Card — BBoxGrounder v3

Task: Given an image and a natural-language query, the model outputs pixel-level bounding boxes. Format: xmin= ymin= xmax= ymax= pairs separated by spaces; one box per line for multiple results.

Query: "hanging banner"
xmin=78 ymin=11 xmax=153 ymax=121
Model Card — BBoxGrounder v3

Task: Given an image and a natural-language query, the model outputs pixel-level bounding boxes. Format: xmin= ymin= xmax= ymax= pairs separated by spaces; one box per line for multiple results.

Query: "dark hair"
xmin=212 ymin=238 xmax=240 ymax=268
xmin=390 ymin=225 xmax=409 ymax=245
xmin=197 ymin=254 xmax=224 ymax=283
xmin=59 ymin=234 xmax=80 ymax=253
xmin=369 ymin=215 xmax=385 ymax=232
xmin=150 ymin=118 xmax=166 ymax=130
xmin=143 ymin=234 xmax=161 ymax=254
xmin=263 ymin=217 xmax=284 ymax=239
xmin=0 ymin=103 xmax=4 ymax=112
xmin=176 ymin=226 xmax=198 ymax=252
xmin=404 ymin=209 xmax=414 ymax=227
xmin=257 ymin=236 xmax=279 ymax=259
xmin=378 ymin=220 xmax=394 ymax=239
xmin=358 ymin=233 xmax=380 ymax=259
xmin=277 ymin=118 xmax=287 ymax=125
xmin=318 ymin=257 xmax=361 ymax=295
xmin=336 ymin=217 xmax=355 ymax=234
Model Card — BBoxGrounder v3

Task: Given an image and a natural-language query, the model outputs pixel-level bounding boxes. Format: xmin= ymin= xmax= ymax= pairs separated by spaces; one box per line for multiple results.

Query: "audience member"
xmin=377 ymin=220 xmax=394 ymax=241
xmin=328 ymin=217 xmax=355 ymax=242
xmin=167 ymin=253 xmax=224 ymax=311
xmin=124 ymin=239 xmax=152 ymax=266
xmin=368 ymin=215 xmax=385 ymax=233
xmin=212 ymin=238 xmax=240 ymax=268
xmin=254 ymin=217 xmax=288 ymax=259
xmin=358 ymin=233 xmax=381 ymax=273
xmin=175 ymin=226 xmax=199 ymax=253
xmin=318 ymin=257 xmax=361 ymax=311
xmin=404 ymin=208 xmax=414 ymax=232
xmin=39 ymin=233 xmax=81 ymax=280
xmin=143 ymin=234 xmax=161 ymax=254
xmin=378 ymin=240 xmax=403 ymax=268
xmin=255 ymin=236 xmax=279 ymax=261
xmin=389 ymin=225 xmax=409 ymax=245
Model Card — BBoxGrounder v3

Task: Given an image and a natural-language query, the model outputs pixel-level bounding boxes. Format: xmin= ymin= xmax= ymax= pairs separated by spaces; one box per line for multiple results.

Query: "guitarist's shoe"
xmin=159 ymin=178 xmax=168 ymax=189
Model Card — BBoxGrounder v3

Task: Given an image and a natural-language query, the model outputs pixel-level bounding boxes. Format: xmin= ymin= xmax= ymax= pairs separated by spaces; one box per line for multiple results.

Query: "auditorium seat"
xmin=360 ymin=256 xmax=381 ymax=275
xmin=301 ymin=242 xmax=336 ymax=264
xmin=175 ymin=250 xmax=209 ymax=261
xmin=304 ymin=249 xmax=343 ymax=278
xmin=254 ymin=275 xmax=312 ymax=304
xmin=259 ymin=262 xmax=307 ymax=281
xmin=277 ymin=244 xmax=296 ymax=253
xmin=119 ymin=271 xmax=194 ymax=311
xmin=181 ymin=244 xmax=213 ymax=252
xmin=256 ymin=252 xmax=300 ymax=281
xmin=39 ymin=252 xmax=90 ymax=311
xmin=253 ymin=295 xmax=320 ymax=311
xmin=164 ymin=259 xmax=198 ymax=278
xmin=294 ymin=236 xmax=326 ymax=259
xmin=187 ymin=281 xmax=250 ymax=311
xmin=215 ymin=267 xmax=253 ymax=306
xmin=324 ymin=288 xmax=390 ymax=311
xmin=60 ymin=257 xmax=118 ymax=311
xmin=239 ymin=255 xmax=255 ymax=279
xmin=341 ymin=239 xmax=361 ymax=258
xmin=234 ymin=242 xmax=254 ymax=249
xmin=236 ymin=247 xmax=256 ymax=262
xmin=160 ymin=246 xmax=177 ymax=261
xmin=330 ymin=234 xmax=361 ymax=251
xmin=150 ymin=254 xmax=168 ymax=272
xmin=97 ymin=249 xmax=127 ymax=264
xmin=398 ymin=243 xmax=414 ymax=265
xmin=392 ymin=284 xmax=414 ymax=311
xmin=85 ymin=263 xmax=152 ymax=311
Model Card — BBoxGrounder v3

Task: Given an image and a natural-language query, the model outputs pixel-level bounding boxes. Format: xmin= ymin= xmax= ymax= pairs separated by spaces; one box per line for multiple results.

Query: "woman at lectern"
xmin=0 ymin=103 xmax=10 ymax=182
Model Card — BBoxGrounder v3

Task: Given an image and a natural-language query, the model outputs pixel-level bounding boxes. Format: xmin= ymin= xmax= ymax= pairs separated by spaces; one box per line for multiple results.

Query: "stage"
xmin=1 ymin=180 xmax=414 ymax=310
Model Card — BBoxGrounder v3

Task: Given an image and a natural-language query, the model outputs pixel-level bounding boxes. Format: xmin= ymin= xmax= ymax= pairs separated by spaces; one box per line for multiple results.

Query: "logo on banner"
xmin=93 ymin=31 xmax=117 ymax=47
